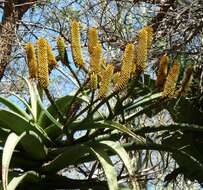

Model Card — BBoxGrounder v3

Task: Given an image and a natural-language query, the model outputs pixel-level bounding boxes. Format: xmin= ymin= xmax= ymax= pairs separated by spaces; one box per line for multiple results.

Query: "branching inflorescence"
xmin=25 ymin=42 xmax=37 ymax=79
xmin=25 ymin=21 xmax=192 ymax=99
xmin=88 ymin=27 xmax=99 ymax=56
xmin=136 ymin=28 xmax=149 ymax=72
xmin=37 ymin=38 xmax=49 ymax=89
xmin=25 ymin=38 xmax=57 ymax=89
xmin=47 ymin=43 xmax=57 ymax=66
xmin=162 ymin=61 xmax=180 ymax=98
xmin=71 ymin=20 xmax=84 ymax=68
xmin=57 ymin=36 xmax=66 ymax=64
xmin=98 ymin=64 xmax=114 ymax=99
xmin=176 ymin=64 xmax=193 ymax=96
xmin=114 ymin=43 xmax=135 ymax=91
xmin=156 ymin=53 xmax=169 ymax=89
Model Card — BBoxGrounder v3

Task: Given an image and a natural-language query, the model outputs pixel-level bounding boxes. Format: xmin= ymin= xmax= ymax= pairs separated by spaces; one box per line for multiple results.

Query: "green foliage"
xmin=0 ymin=74 xmax=202 ymax=189
xmin=0 ymin=79 xmax=150 ymax=189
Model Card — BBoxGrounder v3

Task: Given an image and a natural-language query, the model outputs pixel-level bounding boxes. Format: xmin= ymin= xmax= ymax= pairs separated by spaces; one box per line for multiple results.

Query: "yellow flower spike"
xmin=37 ymin=38 xmax=49 ymax=89
xmin=71 ymin=20 xmax=84 ymax=68
xmin=90 ymin=43 xmax=102 ymax=74
xmin=156 ymin=53 xmax=169 ymax=89
xmin=57 ymin=36 xmax=66 ymax=64
xmin=131 ymin=46 xmax=137 ymax=74
xmin=88 ymin=27 xmax=99 ymax=55
xmin=137 ymin=28 xmax=148 ymax=72
xmin=176 ymin=64 xmax=193 ymax=96
xmin=25 ymin=42 xmax=37 ymax=79
xmin=114 ymin=43 xmax=135 ymax=91
xmin=144 ymin=26 xmax=153 ymax=48
xmin=89 ymin=73 xmax=98 ymax=91
xmin=162 ymin=61 xmax=180 ymax=98
xmin=98 ymin=64 xmax=114 ymax=99
xmin=47 ymin=42 xmax=57 ymax=66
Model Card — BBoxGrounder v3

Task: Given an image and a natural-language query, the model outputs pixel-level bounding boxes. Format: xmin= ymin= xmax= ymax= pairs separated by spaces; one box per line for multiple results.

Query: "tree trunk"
xmin=0 ymin=1 xmax=16 ymax=80
xmin=0 ymin=0 xmax=36 ymax=80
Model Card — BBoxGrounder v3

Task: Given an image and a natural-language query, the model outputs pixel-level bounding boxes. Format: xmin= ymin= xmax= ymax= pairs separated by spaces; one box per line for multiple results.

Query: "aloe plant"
xmin=1 ymin=74 xmax=156 ymax=189
xmin=0 ymin=74 xmax=167 ymax=190
xmin=1 ymin=21 xmax=202 ymax=190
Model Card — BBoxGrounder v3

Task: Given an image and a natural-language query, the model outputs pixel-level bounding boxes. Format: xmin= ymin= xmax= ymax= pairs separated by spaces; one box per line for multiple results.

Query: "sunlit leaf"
xmin=0 ymin=109 xmax=53 ymax=146
xmin=100 ymin=140 xmax=134 ymax=177
xmin=0 ymin=96 xmax=30 ymax=120
xmin=69 ymin=120 xmax=144 ymax=141
xmin=90 ymin=145 xmax=118 ymax=190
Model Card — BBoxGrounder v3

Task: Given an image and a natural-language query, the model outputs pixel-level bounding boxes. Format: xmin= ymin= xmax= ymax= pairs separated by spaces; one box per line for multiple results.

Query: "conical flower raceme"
xmin=162 ymin=61 xmax=180 ymax=98
xmin=131 ymin=46 xmax=137 ymax=74
xmin=176 ymin=64 xmax=193 ymax=96
xmin=156 ymin=53 xmax=169 ymax=89
xmin=25 ymin=42 xmax=37 ymax=79
xmin=89 ymin=72 xmax=98 ymax=91
xmin=57 ymin=36 xmax=66 ymax=64
xmin=136 ymin=28 xmax=148 ymax=72
xmin=98 ymin=64 xmax=114 ymax=99
xmin=90 ymin=43 xmax=102 ymax=74
xmin=47 ymin=42 xmax=57 ymax=66
xmin=114 ymin=43 xmax=135 ymax=91
xmin=144 ymin=26 xmax=153 ymax=48
xmin=132 ymin=26 xmax=153 ymax=74
xmin=71 ymin=20 xmax=84 ymax=68
xmin=37 ymin=38 xmax=49 ymax=89
xmin=88 ymin=27 xmax=99 ymax=55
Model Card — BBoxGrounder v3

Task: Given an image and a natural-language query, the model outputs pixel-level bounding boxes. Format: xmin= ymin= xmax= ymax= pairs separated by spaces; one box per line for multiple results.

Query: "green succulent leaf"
xmin=10 ymin=93 xmax=35 ymax=120
xmin=2 ymin=131 xmax=47 ymax=190
xmin=38 ymin=94 xmax=86 ymax=129
xmin=124 ymin=92 xmax=162 ymax=112
xmin=0 ymin=96 xmax=30 ymax=120
xmin=0 ymin=128 xmax=10 ymax=145
xmin=24 ymin=78 xmax=38 ymax=121
xmin=36 ymin=96 xmax=63 ymax=131
xmin=2 ymin=133 xmax=25 ymax=190
xmin=69 ymin=120 xmax=143 ymax=141
xmin=42 ymin=144 xmax=90 ymax=172
xmin=20 ymin=131 xmax=48 ymax=160
xmin=44 ymin=123 xmax=62 ymax=139
xmin=0 ymin=109 xmax=53 ymax=146
xmin=89 ymin=145 xmax=118 ymax=190
xmin=7 ymin=171 xmax=40 ymax=190
xmin=99 ymin=141 xmax=134 ymax=177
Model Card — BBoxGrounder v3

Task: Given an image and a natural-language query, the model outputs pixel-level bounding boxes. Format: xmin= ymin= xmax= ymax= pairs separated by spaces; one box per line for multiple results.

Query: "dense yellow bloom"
xmin=131 ymin=46 xmax=137 ymax=74
xmin=57 ymin=36 xmax=66 ymax=64
xmin=25 ymin=42 xmax=37 ymax=79
xmin=88 ymin=27 xmax=99 ymax=55
xmin=136 ymin=28 xmax=148 ymax=71
xmin=89 ymin=73 xmax=98 ymax=91
xmin=144 ymin=26 xmax=153 ymax=48
xmin=98 ymin=64 xmax=114 ymax=99
xmin=156 ymin=53 xmax=168 ymax=89
xmin=90 ymin=43 xmax=102 ymax=74
xmin=71 ymin=20 xmax=84 ymax=68
xmin=176 ymin=64 xmax=193 ymax=96
xmin=114 ymin=43 xmax=135 ymax=91
xmin=162 ymin=61 xmax=180 ymax=98
xmin=47 ymin=42 xmax=57 ymax=66
xmin=37 ymin=38 xmax=49 ymax=88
